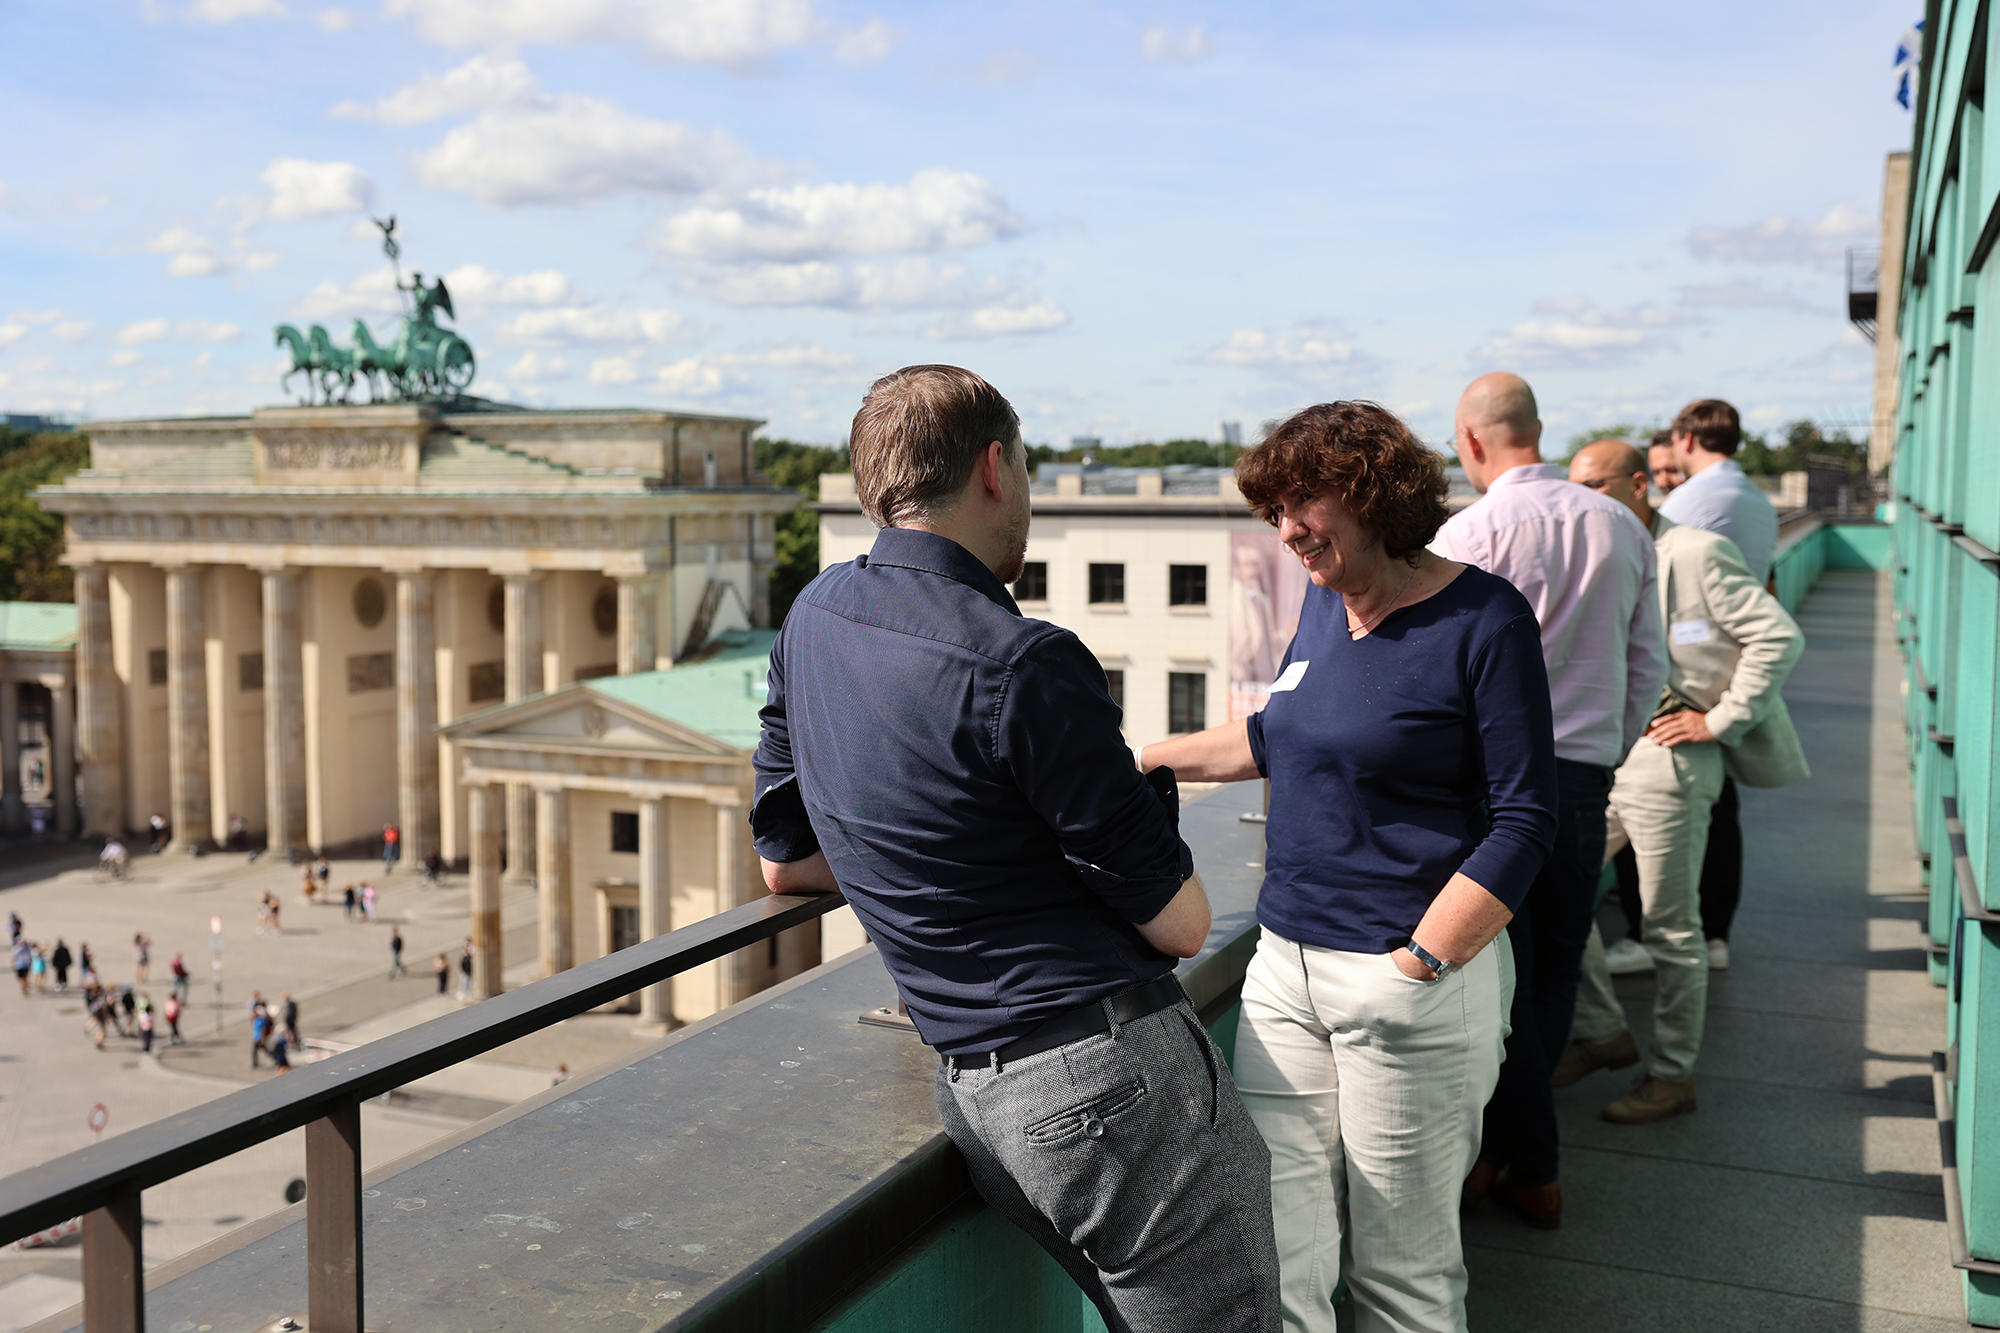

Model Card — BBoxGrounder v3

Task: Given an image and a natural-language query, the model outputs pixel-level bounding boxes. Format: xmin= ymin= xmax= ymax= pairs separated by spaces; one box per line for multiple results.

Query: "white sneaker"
xmin=1603 ymin=938 xmax=1654 ymax=976
xmin=1708 ymin=938 xmax=1730 ymax=971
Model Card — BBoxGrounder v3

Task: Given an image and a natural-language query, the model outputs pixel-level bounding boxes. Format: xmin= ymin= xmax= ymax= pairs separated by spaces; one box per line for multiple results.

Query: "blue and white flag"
xmin=1894 ymin=20 xmax=1924 ymax=109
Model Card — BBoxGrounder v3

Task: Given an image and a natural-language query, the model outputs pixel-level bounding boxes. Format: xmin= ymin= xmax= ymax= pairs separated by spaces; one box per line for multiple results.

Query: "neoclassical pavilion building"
xmin=39 ymin=402 xmax=795 ymax=882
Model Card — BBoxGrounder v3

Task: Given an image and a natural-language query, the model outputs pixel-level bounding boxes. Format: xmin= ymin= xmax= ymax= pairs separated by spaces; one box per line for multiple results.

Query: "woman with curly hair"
xmin=1142 ymin=401 xmax=1557 ymax=1333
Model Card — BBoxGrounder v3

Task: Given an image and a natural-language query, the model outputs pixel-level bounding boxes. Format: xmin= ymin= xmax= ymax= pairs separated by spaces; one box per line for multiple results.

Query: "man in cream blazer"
xmin=1559 ymin=441 xmax=1808 ymax=1123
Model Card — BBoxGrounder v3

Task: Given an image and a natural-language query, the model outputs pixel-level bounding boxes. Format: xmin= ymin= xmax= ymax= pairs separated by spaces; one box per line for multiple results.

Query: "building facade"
xmin=0 ymin=602 xmax=76 ymax=837
xmin=38 ymin=402 xmax=796 ymax=874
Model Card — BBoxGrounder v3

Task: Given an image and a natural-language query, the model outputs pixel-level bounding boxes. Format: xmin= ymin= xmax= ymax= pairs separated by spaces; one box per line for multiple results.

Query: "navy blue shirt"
xmin=1246 ymin=566 xmax=1558 ymax=953
xmin=751 ymin=528 xmax=1190 ymax=1055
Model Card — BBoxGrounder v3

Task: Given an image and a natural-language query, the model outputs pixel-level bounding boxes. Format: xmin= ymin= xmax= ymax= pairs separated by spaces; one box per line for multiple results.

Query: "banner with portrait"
xmin=1228 ymin=529 xmax=1310 ymax=721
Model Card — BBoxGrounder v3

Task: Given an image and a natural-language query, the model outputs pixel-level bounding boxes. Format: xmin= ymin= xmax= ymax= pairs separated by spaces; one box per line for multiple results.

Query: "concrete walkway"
xmin=1463 ymin=571 xmax=1960 ymax=1330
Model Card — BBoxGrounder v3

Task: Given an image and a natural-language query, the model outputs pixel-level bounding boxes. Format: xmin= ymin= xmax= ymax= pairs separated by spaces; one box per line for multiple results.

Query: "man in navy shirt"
xmin=752 ymin=365 xmax=1279 ymax=1332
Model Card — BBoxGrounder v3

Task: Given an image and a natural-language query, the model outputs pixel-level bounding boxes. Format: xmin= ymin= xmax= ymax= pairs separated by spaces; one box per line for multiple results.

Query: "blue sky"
xmin=0 ymin=1 xmax=1917 ymax=446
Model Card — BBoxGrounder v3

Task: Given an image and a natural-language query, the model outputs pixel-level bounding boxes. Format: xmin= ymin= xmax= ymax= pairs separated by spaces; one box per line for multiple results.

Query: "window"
xmin=1088 ymin=563 xmax=1125 ymax=604
xmin=1014 ymin=561 xmax=1048 ymax=601
xmin=610 ymin=810 xmax=640 ymax=854
xmin=1102 ymin=669 xmax=1124 ymax=710
xmin=610 ymin=905 xmax=642 ymax=953
xmin=1169 ymin=564 xmax=1208 ymax=607
xmin=1168 ymin=672 xmax=1207 ymax=734
xmin=148 ymin=649 xmax=168 ymax=687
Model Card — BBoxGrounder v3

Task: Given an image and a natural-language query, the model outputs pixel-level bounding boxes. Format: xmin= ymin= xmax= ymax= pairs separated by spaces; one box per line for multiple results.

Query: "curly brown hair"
xmin=1234 ymin=402 xmax=1450 ymax=564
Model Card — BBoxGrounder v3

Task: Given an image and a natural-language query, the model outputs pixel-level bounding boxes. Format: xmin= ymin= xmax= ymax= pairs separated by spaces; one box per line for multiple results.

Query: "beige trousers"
xmin=1573 ymin=736 xmax=1725 ymax=1081
xmin=1233 ymin=927 xmax=1510 ymax=1333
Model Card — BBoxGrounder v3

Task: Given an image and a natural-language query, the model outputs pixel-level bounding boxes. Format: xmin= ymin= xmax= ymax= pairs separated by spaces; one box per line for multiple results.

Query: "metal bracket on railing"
xmin=857 ymin=998 xmax=919 ymax=1033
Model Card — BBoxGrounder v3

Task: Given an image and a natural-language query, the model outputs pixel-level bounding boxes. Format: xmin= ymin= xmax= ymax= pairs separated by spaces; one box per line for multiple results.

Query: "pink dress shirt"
xmin=1433 ymin=463 xmax=1667 ymax=769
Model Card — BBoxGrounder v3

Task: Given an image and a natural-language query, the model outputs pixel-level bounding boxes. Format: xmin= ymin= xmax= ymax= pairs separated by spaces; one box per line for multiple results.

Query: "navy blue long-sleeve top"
xmin=1246 ymin=566 xmax=1558 ymax=953
xmin=750 ymin=527 xmax=1191 ymax=1055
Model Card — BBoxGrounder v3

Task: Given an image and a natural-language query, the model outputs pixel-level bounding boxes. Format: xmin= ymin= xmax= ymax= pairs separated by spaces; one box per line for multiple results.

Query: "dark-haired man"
xmin=1648 ymin=429 xmax=1684 ymax=496
xmin=751 ymin=365 xmax=1279 ymax=1332
xmin=1660 ymin=399 xmax=1778 ymax=968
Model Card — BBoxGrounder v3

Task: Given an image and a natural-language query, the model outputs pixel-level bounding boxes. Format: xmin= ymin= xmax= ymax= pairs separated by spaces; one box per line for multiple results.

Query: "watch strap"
xmin=1406 ymin=939 xmax=1454 ymax=981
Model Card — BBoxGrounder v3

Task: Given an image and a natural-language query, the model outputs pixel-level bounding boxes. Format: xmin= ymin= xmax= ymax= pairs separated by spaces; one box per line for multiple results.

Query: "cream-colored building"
xmin=820 ymin=464 xmax=1290 ymax=752
xmin=438 ymin=630 xmax=823 ymax=1020
xmin=38 ymin=403 xmax=796 ymax=883
xmin=0 ymin=602 xmax=77 ymax=837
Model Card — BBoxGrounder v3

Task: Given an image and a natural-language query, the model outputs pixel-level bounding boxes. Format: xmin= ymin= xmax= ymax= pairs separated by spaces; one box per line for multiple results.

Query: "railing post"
xmin=82 ymin=1187 xmax=143 ymax=1332
xmin=306 ymin=1100 xmax=363 ymax=1333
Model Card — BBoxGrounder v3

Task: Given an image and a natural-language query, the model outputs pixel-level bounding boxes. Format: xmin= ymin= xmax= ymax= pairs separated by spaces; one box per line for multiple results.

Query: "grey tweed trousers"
xmin=935 ymin=998 xmax=1281 ymax=1333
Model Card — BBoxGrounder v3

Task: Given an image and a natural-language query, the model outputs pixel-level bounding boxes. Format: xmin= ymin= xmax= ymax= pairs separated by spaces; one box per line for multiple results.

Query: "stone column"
xmin=0 ymin=682 xmax=20 ymax=833
xmin=395 ymin=571 xmax=440 ymax=867
xmin=616 ymin=575 xmax=658 ymax=676
xmin=535 ymin=786 xmax=572 ymax=977
xmin=502 ymin=573 xmax=543 ymax=883
xmin=259 ymin=568 xmax=308 ymax=856
xmin=637 ymin=796 xmax=671 ymax=1030
xmin=73 ymin=565 xmax=123 ymax=838
xmin=715 ymin=801 xmax=748 ymax=1004
xmin=749 ymin=517 xmax=773 ymax=630
xmin=50 ymin=682 xmax=75 ymax=838
xmin=468 ymin=783 xmax=503 ymax=999
xmin=164 ymin=565 xmax=210 ymax=854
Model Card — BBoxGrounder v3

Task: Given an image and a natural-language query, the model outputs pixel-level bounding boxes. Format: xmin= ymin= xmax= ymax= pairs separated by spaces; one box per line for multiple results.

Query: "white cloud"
xmin=415 ymin=95 xmax=760 ymax=207
xmin=109 ymin=349 xmax=144 ymax=368
xmin=1686 ymin=204 xmax=1876 ymax=264
xmin=295 ymin=270 xmax=402 ymax=320
xmin=0 ymin=323 xmax=26 ymax=348
xmin=187 ymin=0 xmax=285 ymax=20
xmin=682 ymin=256 xmax=1010 ymax=310
xmin=146 ymin=226 xmax=274 ymax=279
xmin=833 ymin=16 xmax=895 ymax=64
xmin=653 ymin=343 xmax=857 ymax=398
xmin=1208 ymin=322 xmax=1361 ymax=371
xmin=655 ymin=169 xmax=1025 ymax=262
xmin=382 ymin=0 xmax=823 ymax=70
xmin=261 ymin=158 xmax=375 ymax=220
xmin=316 ymin=6 xmax=354 ymax=30
xmin=1675 ymin=281 xmax=1821 ymax=313
xmin=332 ymin=54 xmax=537 ymax=125
xmin=52 ymin=321 xmax=94 ymax=341
xmin=180 ymin=320 xmax=243 ymax=342
xmin=8 ymin=310 xmax=61 ymax=325
xmin=505 ymin=351 xmax=570 ymax=382
xmin=501 ymin=306 xmax=685 ymax=345
xmin=588 ymin=356 xmax=639 ymax=385
xmin=442 ymin=263 xmax=573 ymax=310
xmin=116 ymin=319 xmax=172 ymax=345
xmin=967 ymin=49 xmax=1045 ymax=85
xmin=1473 ymin=297 xmax=1682 ymax=369
xmin=1140 ymin=23 xmax=1215 ymax=63
xmin=925 ymin=297 xmax=1070 ymax=340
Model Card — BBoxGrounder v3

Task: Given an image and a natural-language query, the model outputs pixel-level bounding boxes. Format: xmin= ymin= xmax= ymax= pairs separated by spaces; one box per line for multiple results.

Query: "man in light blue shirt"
xmin=1655 ymin=398 xmax=1780 ymax=974
xmin=1658 ymin=399 xmax=1778 ymax=583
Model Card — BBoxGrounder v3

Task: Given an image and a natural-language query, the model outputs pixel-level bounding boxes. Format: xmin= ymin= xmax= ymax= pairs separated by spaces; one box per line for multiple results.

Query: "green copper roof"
xmin=0 ymin=602 xmax=78 ymax=651
xmin=586 ymin=630 xmax=776 ymax=750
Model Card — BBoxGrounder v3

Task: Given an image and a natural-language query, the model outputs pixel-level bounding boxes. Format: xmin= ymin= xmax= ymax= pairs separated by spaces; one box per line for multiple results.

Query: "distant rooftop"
xmin=0 ymin=602 xmax=77 ymax=651
xmin=1029 ymin=463 xmax=1234 ymax=497
xmin=585 ymin=629 xmax=776 ymax=750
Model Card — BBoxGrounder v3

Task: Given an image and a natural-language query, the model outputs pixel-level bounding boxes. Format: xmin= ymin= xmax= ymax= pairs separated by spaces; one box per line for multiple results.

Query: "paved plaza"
xmin=0 ymin=845 xmax=668 ymax=1329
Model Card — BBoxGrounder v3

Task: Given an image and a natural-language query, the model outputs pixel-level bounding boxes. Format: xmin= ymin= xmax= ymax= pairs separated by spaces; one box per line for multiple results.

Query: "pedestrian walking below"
xmin=139 ymin=999 xmax=156 ymax=1055
xmin=388 ymin=927 xmax=406 ymax=979
xmin=133 ymin=932 xmax=151 ymax=982
xmin=163 ymin=993 xmax=184 ymax=1045
xmin=361 ymin=882 xmax=378 ymax=923
xmin=250 ymin=1000 xmax=270 ymax=1068
xmin=343 ymin=884 xmax=357 ymax=920
xmin=6 ymin=911 xmax=19 ymax=945
xmin=382 ymin=823 xmax=400 ymax=874
xmin=169 ymin=951 xmax=188 ymax=1002
xmin=269 ymin=1029 xmax=292 ymax=1072
xmin=457 ymin=940 xmax=473 ymax=1000
xmin=434 ymin=952 xmax=450 ymax=995
xmin=50 ymin=938 xmax=71 ymax=991
xmin=12 ymin=938 xmax=30 ymax=996
xmin=78 ymin=942 xmax=96 ymax=989
xmin=31 ymin=945 xmax=47 ymax=993
xmin=281 ymin=993 xmax=299 ymax=1047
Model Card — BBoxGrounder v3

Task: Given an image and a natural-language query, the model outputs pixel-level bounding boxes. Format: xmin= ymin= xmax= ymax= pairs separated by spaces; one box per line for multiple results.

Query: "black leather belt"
xmin=944 ymin=973 xmax=1186 ymax=1070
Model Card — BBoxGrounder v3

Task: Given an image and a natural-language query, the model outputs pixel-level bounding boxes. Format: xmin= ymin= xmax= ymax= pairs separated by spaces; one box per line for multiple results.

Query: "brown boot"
xmin=1552 ymin=1030 xmax=1639 ymax=1088
xmin=1502 ymin=1180 xmax=1563 ymax=1230
xmin=1602 ymin=1075 xmax=1697 ymax=1124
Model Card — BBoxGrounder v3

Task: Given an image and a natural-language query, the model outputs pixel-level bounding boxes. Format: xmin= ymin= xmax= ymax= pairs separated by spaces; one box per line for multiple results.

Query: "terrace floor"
xmin=1462 ymin=570 xmax=1961 ymax=1332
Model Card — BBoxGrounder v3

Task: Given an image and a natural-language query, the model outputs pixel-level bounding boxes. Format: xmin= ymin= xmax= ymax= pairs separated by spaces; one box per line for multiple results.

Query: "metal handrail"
xmin=0 ymin=890 xmax=842 ymax=1332
xmin=1943 ymin=799 xmax=2000 ymax=927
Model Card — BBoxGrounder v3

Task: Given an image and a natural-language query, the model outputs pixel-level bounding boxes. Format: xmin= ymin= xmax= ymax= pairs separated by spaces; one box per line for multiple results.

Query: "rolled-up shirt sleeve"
xmin=995 ymin=629 xmax=1193 ymax=924
xmin=1459 ymin=611 xmax=1559 ymax=908
xmin=750 ymin=627 xmax=821 ymax=864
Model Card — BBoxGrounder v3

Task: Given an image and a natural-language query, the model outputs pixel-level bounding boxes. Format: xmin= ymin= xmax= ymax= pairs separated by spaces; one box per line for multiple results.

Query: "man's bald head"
xmin=1568 ymin=438 xmax=1650 ymax=526
xmin=1452 ymin=373 xmax=1544 ymax=491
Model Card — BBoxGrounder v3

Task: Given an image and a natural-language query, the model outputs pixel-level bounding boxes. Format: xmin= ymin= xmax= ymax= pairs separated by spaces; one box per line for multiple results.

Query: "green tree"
xmin=754 ymin=437 xmax=850 ymax=624
xmin=0 ymin=428 xmax=90 ymax=602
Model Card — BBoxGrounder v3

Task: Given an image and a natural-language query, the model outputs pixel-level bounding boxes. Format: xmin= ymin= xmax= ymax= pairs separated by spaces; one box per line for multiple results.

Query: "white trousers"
xmin=1573 ymin=736 xmax=1724 ymax=1081
xmin=1232 ymin=928 xmax=1510 ymax=1333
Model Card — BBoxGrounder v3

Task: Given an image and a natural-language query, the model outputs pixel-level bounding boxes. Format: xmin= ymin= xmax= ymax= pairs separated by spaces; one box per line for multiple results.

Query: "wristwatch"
xmin=1406 ymin=939 xmax=1456 ymax=983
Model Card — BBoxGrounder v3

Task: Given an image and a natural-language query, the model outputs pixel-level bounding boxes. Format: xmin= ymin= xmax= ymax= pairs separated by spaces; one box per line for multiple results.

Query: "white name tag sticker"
xmin=1670 ymin=619 xmax=1713 ymax=646
xmin=1269 ymin=660 xmax=1310 ymax=692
